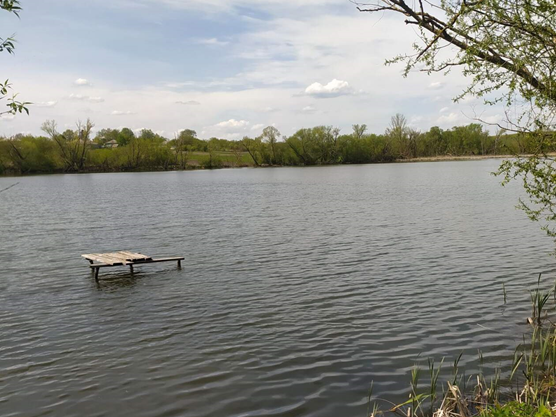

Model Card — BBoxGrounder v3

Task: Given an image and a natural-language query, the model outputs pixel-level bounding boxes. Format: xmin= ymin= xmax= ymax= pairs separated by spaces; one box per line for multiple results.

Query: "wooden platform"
xmin=82 ymin=251 xmax=184 ymax=281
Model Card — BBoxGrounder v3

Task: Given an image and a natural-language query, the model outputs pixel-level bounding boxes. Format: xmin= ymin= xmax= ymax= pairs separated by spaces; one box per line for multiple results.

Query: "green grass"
xmin=480 ymin=402 xmax=552 ymax=417
xmin=187 ymin=151 xmax=254 ymax=168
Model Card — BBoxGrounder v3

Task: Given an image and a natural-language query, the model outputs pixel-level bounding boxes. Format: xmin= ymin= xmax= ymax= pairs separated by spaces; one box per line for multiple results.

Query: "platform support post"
xmin=129 ymin=264 xmax=134 ymax=274
xmin=94 ymin=267 xmax=99 ymax=282
xmin=177 ymin=260 xmax=181 ymax=268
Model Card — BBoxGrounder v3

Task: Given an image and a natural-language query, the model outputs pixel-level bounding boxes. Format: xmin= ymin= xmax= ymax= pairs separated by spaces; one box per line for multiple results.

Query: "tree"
xmin=173 ymin=130 xmax=197 ymax=169
xmin=286 ymin=129 xmax=316 ymax=165
xmin=422 ymin=126 xmax=446 ymax=156
xmin=231 ymin=141 xmax=246 ymax=167
xmin=42 ymin=119 xmax=94 ymax=172
xmin=352 ymin=124 xmax=367 ymax=140
xmin=357 ymin=0 xmax=556 ymax=243
xmin=285 ymin=126 xmax=341 ymax=165
xmin=385 ymin=114 xmax=411 ymax=158
xmin=315 ymin=125 xmax=340 ymax=164
xmin=241 ymin=136 xmax=263 ymax=166
xmin=95 ymin=128 xmax=119 ymax=146
xmin=138 ymin=129 xmax=156 ymax=141
xmin=179 ymin=129 xmax=197 ymax=144
xmin=204 ymin=140 xmax=223 ymax=169
xmin=356 ymin=0 xmax=556 ymax=130
xmin=1 ymin=0 xmax=29 ymax=117
xmin=118 ymin=128 xmax=135 ymax=146
xmin=261 ymin=126 xmax=280 ymax=165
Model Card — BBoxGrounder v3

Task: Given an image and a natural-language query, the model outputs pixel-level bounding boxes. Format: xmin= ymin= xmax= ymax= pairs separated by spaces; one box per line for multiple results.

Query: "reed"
xmin=368 ymin=275 xmax=556 ymax=417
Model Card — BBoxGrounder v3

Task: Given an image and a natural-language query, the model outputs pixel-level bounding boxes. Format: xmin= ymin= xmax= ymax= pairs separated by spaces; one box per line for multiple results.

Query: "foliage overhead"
xmin=0 ymin=0 xmax=29 ymax=117
xmin=355 ymin=0 xmax=556 ymax=245
xmin=355 ymin=0 xmax=556 ymax=130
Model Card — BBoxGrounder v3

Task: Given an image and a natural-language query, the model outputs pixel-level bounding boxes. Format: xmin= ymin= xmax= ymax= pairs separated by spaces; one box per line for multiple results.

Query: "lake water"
xmin=1 ymin=160 xmax=555 ymax=417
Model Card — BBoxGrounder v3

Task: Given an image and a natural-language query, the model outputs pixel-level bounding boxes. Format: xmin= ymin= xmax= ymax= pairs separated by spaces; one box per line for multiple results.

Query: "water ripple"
xmin=0 ymin=161 xmax=554 ymax=417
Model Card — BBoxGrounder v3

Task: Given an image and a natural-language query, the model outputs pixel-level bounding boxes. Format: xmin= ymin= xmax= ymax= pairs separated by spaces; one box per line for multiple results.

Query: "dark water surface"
xmin=1 ymin=160 xmax=555 ymax=417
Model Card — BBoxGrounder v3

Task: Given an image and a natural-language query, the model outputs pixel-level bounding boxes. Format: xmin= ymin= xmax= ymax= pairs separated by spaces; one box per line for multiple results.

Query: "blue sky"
xmin=0 ymin=0 xmax=504 ymax=139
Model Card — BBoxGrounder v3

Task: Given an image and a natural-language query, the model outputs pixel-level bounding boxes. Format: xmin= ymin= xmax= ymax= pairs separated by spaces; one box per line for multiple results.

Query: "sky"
xmin=0 ymin=0 xmax=505 ymax=140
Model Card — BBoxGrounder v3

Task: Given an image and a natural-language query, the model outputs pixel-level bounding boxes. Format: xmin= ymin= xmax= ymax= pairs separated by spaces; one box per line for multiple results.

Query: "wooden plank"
xmin=93 ymin=255 xmax=125 ymax=265
xmin=118 ymin=251 xmax=152 ymax=261
xmin=104 ymin=252 xmax=134 ymax=263
xmin=82 ymin=251 xmax=152 ymax=264
xmin=149 ymin=257 xmax=185 ymax=263
xmin=82 ymin=253 xmax=128 ymax=265
xmin=83 ymin=253 xmax=116 ymax=261
xmin=88 ymin=263 xmax=118 ymax=268
xmin=82 ymin=254 xmax=112 ymax=264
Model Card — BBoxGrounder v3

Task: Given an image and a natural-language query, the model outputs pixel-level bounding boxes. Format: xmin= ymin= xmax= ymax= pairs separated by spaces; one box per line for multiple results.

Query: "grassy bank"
xmin=397 ymin=153 xmax=556 ymax=164
xmin=187 ymin=151 xmax=253 ymax=168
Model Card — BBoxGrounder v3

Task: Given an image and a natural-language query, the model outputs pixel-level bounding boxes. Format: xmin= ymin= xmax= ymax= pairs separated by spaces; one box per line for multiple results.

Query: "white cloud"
xmin=74 ymin=78 xmax=91 ymax=86
xmin=302 ymin=105 xmax=316 ymax=113
xmin=35 ymin=101 xmax=58 ymax=108
xmin=429 ymin=82 xmax=444 ymax=90
xmin=176 ymin=100 xmax=201 ymax=105
xmin=437 ymin=112 xmax=466 ymax=125
xmin=129 ymin=0 xmax=341 ymax=14
xmin=215 ymin=119 xmax=249 ymax=128
xmin=460 ymin=95 xmax=478 ymax=103
xmin=251 ymin=123 xmax=265 ymax=131
xmin=305 ymin=79 xmax=353 ymax=98
xmin=111 ymin=110 xmax=136 ymax=116
xmin=0 ymin=114 xmax=15 ymax=121
xmin=197 ymin=37 xmax=229 ymax=46
xmin=68 ymin=94 xmax=105 ymax=103
xmin=439 ymin=107 xmax=450 ymax=113
xmin=224 ymin=132 xmax=243 ymax=140
xmin=409 ymin=116 xmax=424 ymax=125
xmin=262 ymin=107 xmax=279 ymax=113
xmin=480 ymin=114 xmax=503 ymax=125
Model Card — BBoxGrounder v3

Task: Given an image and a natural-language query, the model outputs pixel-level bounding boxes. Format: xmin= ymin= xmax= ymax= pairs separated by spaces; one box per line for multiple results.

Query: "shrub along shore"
xmin=1 ymin=116 xmax=555 ymax=175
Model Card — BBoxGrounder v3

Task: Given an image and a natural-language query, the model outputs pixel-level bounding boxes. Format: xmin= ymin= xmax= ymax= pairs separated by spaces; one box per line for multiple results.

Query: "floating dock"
xmin=82 ymin=251 xmax=184 ymax=281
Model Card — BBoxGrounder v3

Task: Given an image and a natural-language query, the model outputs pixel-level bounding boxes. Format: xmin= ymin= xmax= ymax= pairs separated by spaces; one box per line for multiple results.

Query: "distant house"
xmin=105 ymin=140 xmax=118 ymax=149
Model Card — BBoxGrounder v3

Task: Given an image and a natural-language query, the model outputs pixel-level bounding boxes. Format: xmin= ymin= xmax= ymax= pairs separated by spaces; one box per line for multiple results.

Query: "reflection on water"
xmin=0 ymin=161 xmax=555 ymax=417
xmin=93 ymin=274 xmax=140 ymax=291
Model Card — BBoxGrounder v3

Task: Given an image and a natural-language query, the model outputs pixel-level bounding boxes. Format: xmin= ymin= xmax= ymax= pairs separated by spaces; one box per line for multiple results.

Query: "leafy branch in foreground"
xmin=354 ymin=0 xmax=556 ymax=129
xmin=497 ymin=153 xmax=556 ymax=243
xmin=0 ymin=0 xmax=22 ymax=15
xmin=0 ymin=0 xmax=29 ymax=118
xmin=0 ymin=35 xmax=16 ymax=53
xmin=0 ymin=80 xmax=30 ymax=116
xmin=355 ymin=0 xmax=556 ymax=249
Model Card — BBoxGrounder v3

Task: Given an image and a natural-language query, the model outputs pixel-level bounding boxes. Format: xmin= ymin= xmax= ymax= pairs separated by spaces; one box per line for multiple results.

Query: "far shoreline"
xmin=0 ymin=153 xmax=544 ymax=178
xmin=395 ymin=154 xmax=517 ymax=163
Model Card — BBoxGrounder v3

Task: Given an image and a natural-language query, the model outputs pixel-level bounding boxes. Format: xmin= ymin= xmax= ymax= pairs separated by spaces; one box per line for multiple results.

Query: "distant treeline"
xmin=0 ymin=115 xmax=553 ymax=175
